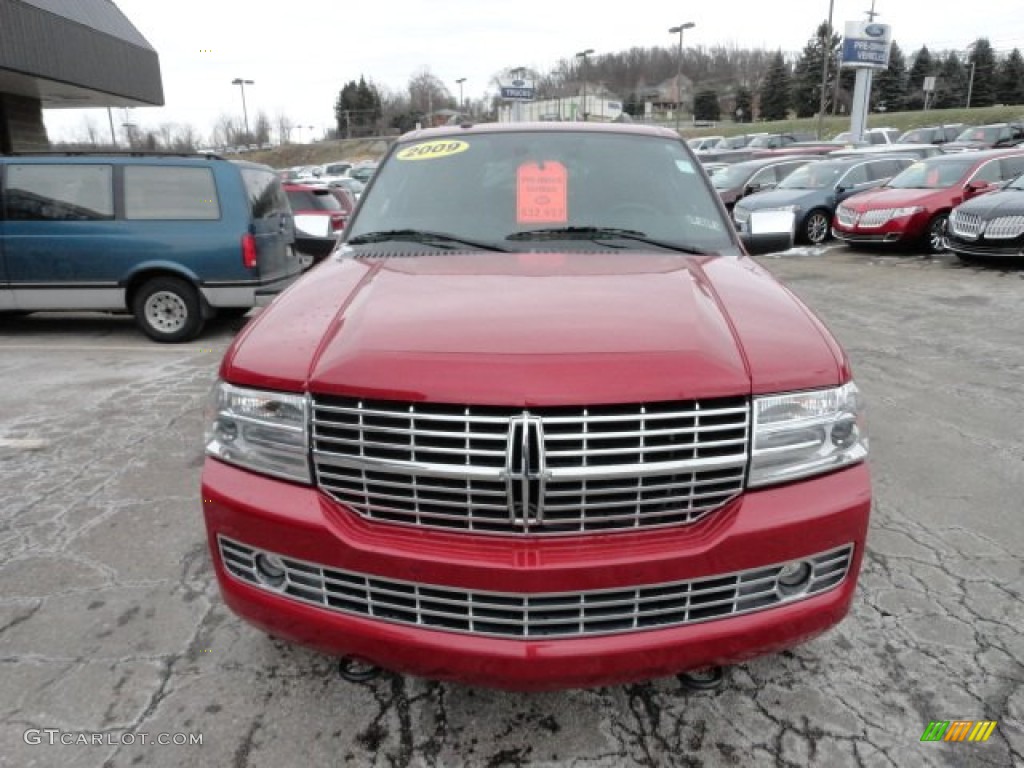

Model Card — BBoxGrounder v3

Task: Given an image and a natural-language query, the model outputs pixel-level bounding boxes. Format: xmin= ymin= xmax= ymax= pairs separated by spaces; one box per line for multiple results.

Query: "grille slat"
xmin=312 ymin=396 xmax=750 ymax=536
xmin=221 ymin=537 xmax=854 ymax=639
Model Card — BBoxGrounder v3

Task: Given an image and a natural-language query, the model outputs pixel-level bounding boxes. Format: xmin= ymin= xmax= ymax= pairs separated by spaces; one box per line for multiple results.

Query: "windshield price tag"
xmin=517 ymin=162 xmax=567 ymax=223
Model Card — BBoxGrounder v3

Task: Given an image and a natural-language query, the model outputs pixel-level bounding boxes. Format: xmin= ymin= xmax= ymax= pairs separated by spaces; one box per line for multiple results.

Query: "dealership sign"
xmin=500 ymin=78 xmax=535 ymax=101
xmin=841 ymin=21 xmax=892 ymax=69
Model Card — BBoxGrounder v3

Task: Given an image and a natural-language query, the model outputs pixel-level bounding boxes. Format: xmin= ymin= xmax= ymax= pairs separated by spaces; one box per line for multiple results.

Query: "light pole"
xmin=965 ymin=42 xmax=978 ymax=108
xmin=231 ymin=78 xmax=254 ymax=143
xmin=668 ymin=23 xmax=695 ymax=133
xmin=816 ymin=1 xmax=835 ymax=139
xmin=576 ymin=49 xmax=594 ymax=121
xmin=510 ymin=66 xmax=527 ymax=122
xmin=455 ymin=77 xmax=467 ymax=113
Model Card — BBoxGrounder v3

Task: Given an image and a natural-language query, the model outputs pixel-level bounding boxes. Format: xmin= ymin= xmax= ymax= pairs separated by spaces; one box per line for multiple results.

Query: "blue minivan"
xmin=0 ymin=154 xmax=303 ymax=342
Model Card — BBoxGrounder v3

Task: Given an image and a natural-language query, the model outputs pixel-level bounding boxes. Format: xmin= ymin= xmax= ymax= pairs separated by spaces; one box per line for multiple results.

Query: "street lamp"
xmin=455 ymin=77 xmax=467 ymax=113
xmin=668 ymin=23 xmax=695 ymax=133
xmin=231 ymin=78 xmax=254 ymax=143
xmin=576 ymin=49 xmax=594 ymax=121
xmin=965 ymin=42 xmax=978 ymax=108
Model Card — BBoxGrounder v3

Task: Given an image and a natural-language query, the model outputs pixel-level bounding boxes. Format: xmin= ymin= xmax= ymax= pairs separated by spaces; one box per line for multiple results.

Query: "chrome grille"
xmin=857 ymin=208 xmax=893 ymax=228
xmin=835 ymin=206 xmax=858 ymax=227
xmin=984 ymin=215 xmax=1024 ymax=239
xmin=950 ymin=210 xmax=984 ymax=239
xmin=311 ymin=396 xmax=750 ymax=535
xmin=220 ymin=537 xmax=854 ymax=639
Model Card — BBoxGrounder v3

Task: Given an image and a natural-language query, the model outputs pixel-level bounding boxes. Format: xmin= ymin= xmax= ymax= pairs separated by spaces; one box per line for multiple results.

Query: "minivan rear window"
xmin=5 ymin=164 xmax=114 ymax=221
xmin=286 ymin=188 xmax=342 ymax=211
xmin=242 ymin=168 xmax=290 ymax=219
xmin=124 ymin=166 xmax=220 ymax=220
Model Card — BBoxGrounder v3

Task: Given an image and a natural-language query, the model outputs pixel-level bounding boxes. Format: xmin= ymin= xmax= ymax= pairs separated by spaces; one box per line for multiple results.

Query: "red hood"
xmin=223 ymin=253 xmax=844 ymax=405
xmin=842 ymin=186 xmax=950 ymax=210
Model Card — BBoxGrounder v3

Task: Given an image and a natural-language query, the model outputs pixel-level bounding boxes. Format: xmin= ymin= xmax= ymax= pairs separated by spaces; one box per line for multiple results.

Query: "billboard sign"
xmin=841 ymin=21 xmax=893 ymax=69
xmin=500 ymin=78 xmax=535 ymax=101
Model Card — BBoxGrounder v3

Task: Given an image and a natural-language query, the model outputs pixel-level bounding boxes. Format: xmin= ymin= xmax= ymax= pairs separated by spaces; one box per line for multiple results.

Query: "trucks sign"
xmin=500 ymin=78 xmax=535 ymax=101
xmin=841 ymin=21 xmax=892 ymax=69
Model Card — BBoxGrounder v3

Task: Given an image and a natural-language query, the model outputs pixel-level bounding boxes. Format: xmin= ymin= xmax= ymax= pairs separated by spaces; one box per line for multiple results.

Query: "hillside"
xmin=240 ymin=137 xmax=395 ymax=169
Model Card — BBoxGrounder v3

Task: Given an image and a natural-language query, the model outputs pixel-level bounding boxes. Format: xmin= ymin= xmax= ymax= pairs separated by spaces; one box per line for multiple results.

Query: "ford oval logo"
xmin=865 ymin=24 xmax=885 ymax=37
xmin=512 ymin=79 xmax=525 ymax=87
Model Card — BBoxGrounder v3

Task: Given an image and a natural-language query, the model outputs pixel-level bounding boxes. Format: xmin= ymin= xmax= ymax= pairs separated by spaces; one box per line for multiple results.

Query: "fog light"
xmin=830 ymin=417 xmax=857 ymax=449
xmin=776 ymin=561 xmax=812 ymax=597
xmin=254 ymin=553 xmax=286 ymax=589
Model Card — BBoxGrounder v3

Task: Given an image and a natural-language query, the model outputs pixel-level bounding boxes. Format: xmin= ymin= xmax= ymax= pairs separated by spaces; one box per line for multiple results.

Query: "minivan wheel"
xmin=132 ymin=277 xmax=204 ymax=342
xmin=803 ymin=210 xmax=830 ymax=245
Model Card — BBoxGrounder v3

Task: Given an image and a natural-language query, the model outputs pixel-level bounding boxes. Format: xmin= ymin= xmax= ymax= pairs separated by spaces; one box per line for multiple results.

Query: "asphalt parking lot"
xmin=1 ymin=246 xmax=1022 ymax=768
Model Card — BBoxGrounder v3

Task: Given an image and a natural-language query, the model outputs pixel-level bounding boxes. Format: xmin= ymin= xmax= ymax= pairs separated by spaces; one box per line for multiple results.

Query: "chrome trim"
xmin=311 ymin=396 xmax=750 ymax=536
xmin=219 ymin=536 xmax=855 ymax=639
xmin=949 ymin=209 xmax=984 ymax=239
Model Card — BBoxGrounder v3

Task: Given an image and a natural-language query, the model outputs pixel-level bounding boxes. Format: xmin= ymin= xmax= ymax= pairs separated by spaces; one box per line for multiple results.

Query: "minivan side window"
xmin=241 ymin=168 xmax=290 ymax=219
xmin=5 ymin=164 xmax=113 ymax=221
xmin=124 ymin=166 xmax=220 ymax=220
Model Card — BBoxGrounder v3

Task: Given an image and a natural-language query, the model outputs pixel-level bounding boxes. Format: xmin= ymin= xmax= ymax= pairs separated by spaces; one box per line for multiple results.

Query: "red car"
xmin=283 ymin=182 xmax=347 ymax=266
xmin=203 ymin=122 xmax=871 ymax=691
xmin=832 ymin=150 xmax=1024 ymax=253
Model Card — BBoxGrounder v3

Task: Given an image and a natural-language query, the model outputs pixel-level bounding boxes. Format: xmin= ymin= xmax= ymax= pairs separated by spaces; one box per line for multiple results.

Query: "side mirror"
xmin=965 ymin=180 xmax=991 ymax=195
xmin=739 ymin=209 xmax=795 ymax=255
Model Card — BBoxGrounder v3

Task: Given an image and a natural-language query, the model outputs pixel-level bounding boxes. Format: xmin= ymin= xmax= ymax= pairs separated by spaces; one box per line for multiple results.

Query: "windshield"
xmin=746 ymin=136 xmax=775 ymax=148
xmin=778 ymin=162 xmax=844 ymax=190
xmin=887 ymin=157 xmax=976 ymax=189
xmin=346 ymin=130 xmax=734 ymax=252
xmin=955 ymin=126 xmax=1001 ymax=143
xmin=710 ymin=164 xmax=755 ymax=188
xmin=898 ymin=129 xmax=934 ymax=143
xmin=1009 ymin=174 xmax=1024 ymax=191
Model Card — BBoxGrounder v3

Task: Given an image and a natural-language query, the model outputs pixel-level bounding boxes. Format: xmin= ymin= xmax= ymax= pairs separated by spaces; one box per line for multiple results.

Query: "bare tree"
xmin=275 ymin=111 xmax=294 ymax=145
xmin=408 ymin=68 xmax=451 ymax=114
xmin=171 ymin=123 xmax=200 ymax=152
xmin=157 ymin=122 xmax=177 ymax=149
xmin=253 ymin=110 xmax=272 ymax=144
xmin=78 ymin=116 xmax=102 ymax=146
xmin=212 ymin=113 xmax=241 ymax=148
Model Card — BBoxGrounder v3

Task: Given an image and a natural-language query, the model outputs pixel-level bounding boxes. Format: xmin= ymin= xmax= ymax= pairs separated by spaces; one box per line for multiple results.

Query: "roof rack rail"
xmin=1 ymin=150 xmax=225 ymax=159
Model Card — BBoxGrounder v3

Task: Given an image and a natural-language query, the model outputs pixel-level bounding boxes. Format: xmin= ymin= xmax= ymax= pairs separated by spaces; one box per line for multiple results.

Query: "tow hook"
xmin=338 ymin=656 xmax=382 ymax=683
xmin=677 ymin=666 xmax=725 ymax=691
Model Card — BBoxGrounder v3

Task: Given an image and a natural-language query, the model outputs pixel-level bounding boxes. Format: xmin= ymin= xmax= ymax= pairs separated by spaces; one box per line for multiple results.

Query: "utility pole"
xmin=816 ymin=0 xmax=835 ymax=139
xmin=575 ymin=50 xmax=594 ymax=122
xmin=669 ymin=23 xmax=695 ymax=134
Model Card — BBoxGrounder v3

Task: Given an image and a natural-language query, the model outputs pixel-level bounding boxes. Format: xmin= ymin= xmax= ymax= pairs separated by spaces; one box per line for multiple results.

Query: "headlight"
xmin=749 ymin=382 xmax=867 ymax=488
xmin=768 ymin=204 xmax=801 ymax=213
xmin=204 ymin=380 xmax=310 ymax=483
xmin=889 ymin=206 xmax=923 ymax=219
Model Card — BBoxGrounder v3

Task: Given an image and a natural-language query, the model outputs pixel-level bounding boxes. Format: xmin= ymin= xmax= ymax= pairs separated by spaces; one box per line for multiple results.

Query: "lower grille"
xmin=219 ymin=536 xmax=854 ymax=640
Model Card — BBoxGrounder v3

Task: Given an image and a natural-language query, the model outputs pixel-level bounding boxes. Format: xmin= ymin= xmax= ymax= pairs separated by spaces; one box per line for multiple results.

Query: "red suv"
xmin=832 ymin=150 xmax=1024 ymax=252
xmin=203 ymin=123 xmax=871 ymax=690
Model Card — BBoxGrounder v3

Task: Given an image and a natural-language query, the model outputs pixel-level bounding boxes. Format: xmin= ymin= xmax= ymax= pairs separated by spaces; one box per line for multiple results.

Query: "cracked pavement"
xmin=1 ymin=248 xmax=1022 ymax=767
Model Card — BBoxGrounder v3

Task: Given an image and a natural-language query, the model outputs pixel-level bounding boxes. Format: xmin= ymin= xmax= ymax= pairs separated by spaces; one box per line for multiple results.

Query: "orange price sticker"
xmin=517 ymin=161 xmax=567 ymax=224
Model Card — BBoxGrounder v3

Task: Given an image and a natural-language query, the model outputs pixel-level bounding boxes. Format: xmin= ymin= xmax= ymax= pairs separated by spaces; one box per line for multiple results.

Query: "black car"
xmin=943 ymin=123 xmax=1024 ymax=152
xmin=897 ymin=124 xmax=965 ymax=145
xmin=710 ymin=155 xmax=818 ymax=210
xmin=946 ymin=174 xmax=1024 ymax=261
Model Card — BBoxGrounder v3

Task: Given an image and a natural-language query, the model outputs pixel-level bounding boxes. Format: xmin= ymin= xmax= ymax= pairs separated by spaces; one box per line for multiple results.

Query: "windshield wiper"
xmin=347 ymin=229 xmax=509 ymax=252
xmin=507 ymin=226 xmax=711 ymax=255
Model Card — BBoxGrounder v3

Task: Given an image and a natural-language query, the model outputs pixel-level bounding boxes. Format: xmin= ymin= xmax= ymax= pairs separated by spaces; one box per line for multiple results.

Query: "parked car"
xmin=321 ymin=161 xmax=353 ymax=177
xmin=0 ymin=153 xmax=302 ymax=341
xmin=733 ymin=155 xmax=916 ymax=244
xmin=833 ymin=127 xmax=900 ymax=145
xmin=326 ymin=176 xmax=366 ymax=200
xmin=832 ymin=150 xmax=1024 ymax=253
xmin=696 ymin=134 xmax=770 ymax=164
xmin=348 ymin=163 xmax=378 ymax=183
xmin=946 ymin=170 xmax=1024 ymax=261
xmin=829 ymin=143 xmax=942 ymax=160
xmin=283 ymin=182 xmax=346 ymax=267
xmin=710 ymin=155 xmax=819 ymax=210
xmin=745 ymin=132 xmax=816 ymax=150
xmin=202 ymin=121 xmax=871 ymax=691
xmin=687 ymin=136 xmax=725 ymax=152
xmin=896 ymin=124 xmax=965 ymax=146
xmin=942 ymin=123 xmax=1024 ymax=152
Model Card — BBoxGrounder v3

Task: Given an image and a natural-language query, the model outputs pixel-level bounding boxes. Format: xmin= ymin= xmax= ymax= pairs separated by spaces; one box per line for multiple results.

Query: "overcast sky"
xmin=43 ymin=0 xmax=1024 ymax=144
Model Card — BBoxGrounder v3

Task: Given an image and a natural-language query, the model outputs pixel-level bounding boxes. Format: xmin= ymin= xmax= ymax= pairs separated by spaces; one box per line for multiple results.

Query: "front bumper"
xmin=201 ymin=459 xmax=871 ymax=690
xmin=946 ymin=237 xmax=1024 ymax=258
xmin=832 ymin=214 xmax=928 ymax=245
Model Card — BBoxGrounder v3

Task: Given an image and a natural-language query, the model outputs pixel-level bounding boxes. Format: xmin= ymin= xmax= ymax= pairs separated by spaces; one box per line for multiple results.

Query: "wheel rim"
xmin=144 ymin=291 xmax=188 ymax=333
xmin=929 ymin=217 xmax=948 ymax=252
xmin=806 ymin=213 xmax=828 ymax=244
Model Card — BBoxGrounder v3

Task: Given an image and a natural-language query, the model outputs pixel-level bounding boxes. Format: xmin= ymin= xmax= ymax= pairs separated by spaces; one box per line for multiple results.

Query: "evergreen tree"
xmin=335 ymin=77 xmax=382 ymax=136
xmin=734 ymin=87 xmax=753 ymax=122
xmin=906 ymin=46 xmax=936 ymax=109
xmin=693 ymin=89 xmax=721 ymax=121
xmin=791 ymin=22 xmax=842 ymax=118
xmin=759 ymin=51 xmax=792 ymax=120
xmin=872 ymin=42 xmax=908 ymax=112
xmin=966 ymin=39 xmax=998 ymax=106
xmin=996 ymin=49 xmax=1024 ymax=104
xmin=932 ymin=52 xmax=967 ymax=109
